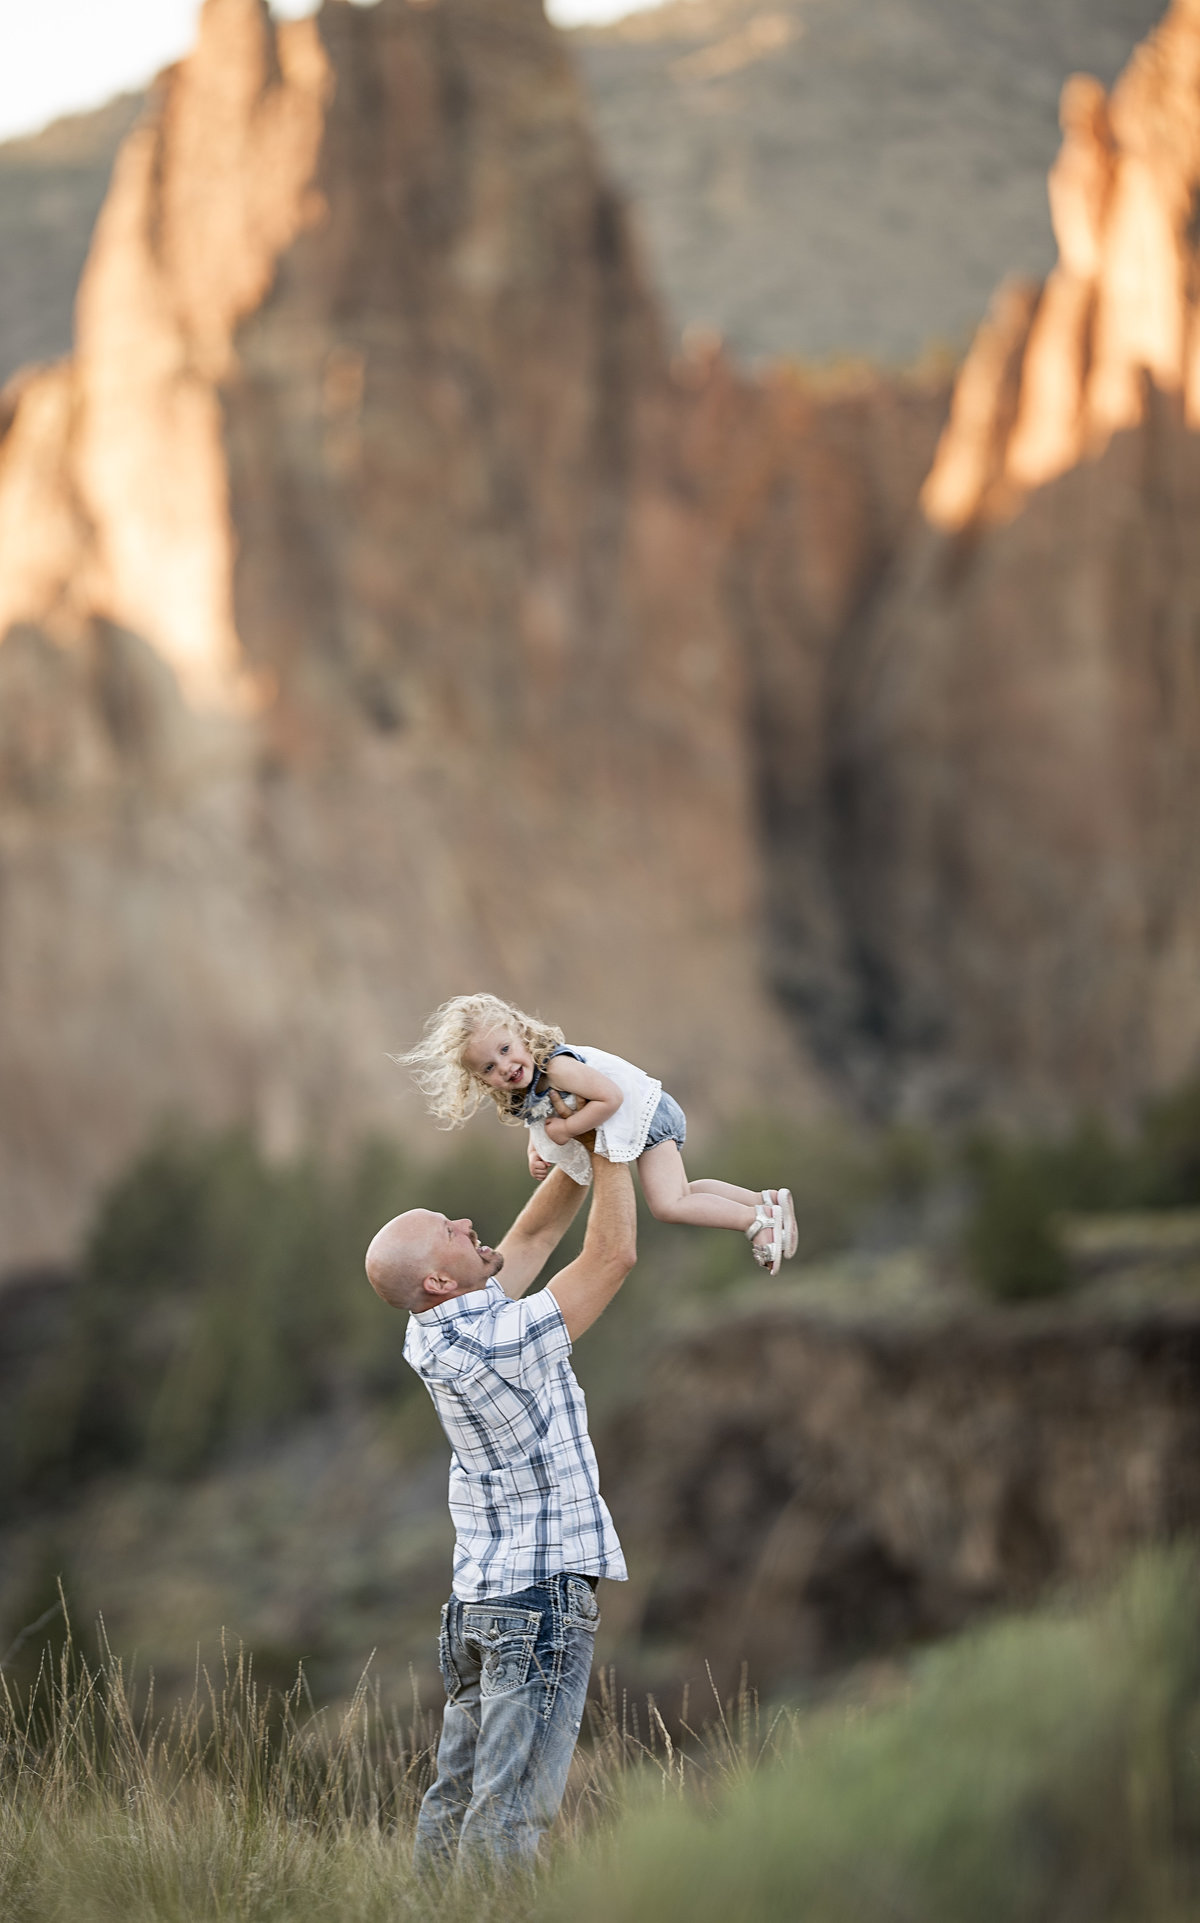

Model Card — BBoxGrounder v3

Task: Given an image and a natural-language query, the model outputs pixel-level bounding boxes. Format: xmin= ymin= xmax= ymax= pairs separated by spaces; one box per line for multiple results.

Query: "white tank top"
xmin=526 ymin=1044 xmax=664 ymax=1186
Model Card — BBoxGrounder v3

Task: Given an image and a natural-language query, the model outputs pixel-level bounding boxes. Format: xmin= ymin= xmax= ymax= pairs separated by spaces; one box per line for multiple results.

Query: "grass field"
xmin=3 ymin=1550 xmax=1198 ymax=1923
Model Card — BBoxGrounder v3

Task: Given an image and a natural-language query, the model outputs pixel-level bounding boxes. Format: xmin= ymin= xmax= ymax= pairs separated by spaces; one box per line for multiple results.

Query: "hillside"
xmin=0 ymin=95 xmax=143 ymax=385
xmin=0 ymin=0 xmax=1164 ymax=388
xmin=575 ymin=0 xmax=1165 ymax=362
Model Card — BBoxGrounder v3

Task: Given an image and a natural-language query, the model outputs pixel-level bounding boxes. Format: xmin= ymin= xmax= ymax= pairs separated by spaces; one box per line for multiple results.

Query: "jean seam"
xmin=539 ymin=1578 xmax=565 ymax=1722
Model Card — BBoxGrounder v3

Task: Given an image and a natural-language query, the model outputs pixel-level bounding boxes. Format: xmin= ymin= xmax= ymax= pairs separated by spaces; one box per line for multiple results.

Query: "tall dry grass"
xmin=0 ymin=1594 xmax=787 ymax=1922
xmin=4 ymin=1553 xmax=1200 ymax=1923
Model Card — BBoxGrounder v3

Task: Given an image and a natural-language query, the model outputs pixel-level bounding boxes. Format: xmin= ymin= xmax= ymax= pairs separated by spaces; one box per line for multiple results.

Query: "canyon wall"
xmin=4 ymin=0 xmax=1200 ymax=1268
xmin=606 ymin=1286 xmax=1200 ymax=1695
xmin=0 ymin=0 xmax=810 ymax=1271
xmin=739 ymin=0 xmax=1200 ymax=1122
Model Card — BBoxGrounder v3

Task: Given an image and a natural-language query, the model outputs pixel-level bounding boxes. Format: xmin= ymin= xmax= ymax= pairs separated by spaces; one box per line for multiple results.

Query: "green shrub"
xmin=13 ymin=1127 xmax=426 ymax=1494
xmin=1135 ymin=1079 xmax=1200 ymax=1208
xmin=544 ymin=1547 xmax=1200 ymax=1923
xmin=961 ymin=1077 xmax=1200 ymax=1300
xmin=964 ymin=1141 xmax=1071 ymax=1300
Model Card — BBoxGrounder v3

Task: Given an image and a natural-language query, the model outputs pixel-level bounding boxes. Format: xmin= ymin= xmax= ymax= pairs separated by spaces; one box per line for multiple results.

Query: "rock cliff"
xmin=606 ymin=1280 xmax=1200 ymax=1695
xmin=0 ymin=0 xmax=807 ymax=1271
xmin=5 ymin=0 xmax=1200 ymax=1268
xmin=745 ymin=0 xmax=1200 ymax=1120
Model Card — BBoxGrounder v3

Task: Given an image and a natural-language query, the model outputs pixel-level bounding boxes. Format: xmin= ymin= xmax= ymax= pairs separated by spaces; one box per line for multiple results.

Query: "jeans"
xmin=413 ymin=1573 xmax=600 ymax=1876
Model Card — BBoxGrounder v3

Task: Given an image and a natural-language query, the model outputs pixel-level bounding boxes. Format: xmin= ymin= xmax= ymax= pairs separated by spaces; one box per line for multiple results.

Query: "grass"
xmin=3 ymin=1551 xmax=1199 ymax=1923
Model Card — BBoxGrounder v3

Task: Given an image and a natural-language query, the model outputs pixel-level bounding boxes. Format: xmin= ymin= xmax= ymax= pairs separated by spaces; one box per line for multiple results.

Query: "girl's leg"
xmin=688 ymin=1177 xmax=761 ymax=1206
xmin=639 ymin=1142 xmax=763 ymax=1237
xmin=694 ymin=1178 xmax=795 ymax=1255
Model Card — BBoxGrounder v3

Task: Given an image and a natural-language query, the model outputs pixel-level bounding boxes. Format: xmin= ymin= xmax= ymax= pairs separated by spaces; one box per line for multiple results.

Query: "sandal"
xmin=746 ymin=1203 xmax=783 ymax=1276
xmin=764 ymin=1187 xmax=798 ymax=1260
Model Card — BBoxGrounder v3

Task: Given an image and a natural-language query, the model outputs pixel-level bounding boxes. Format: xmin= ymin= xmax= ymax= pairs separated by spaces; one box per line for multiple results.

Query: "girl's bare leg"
xmin=689 ymin=1178 xmax=761 ymax=1206
xmin=639 ymin=1142 xmax=767 ymax=1240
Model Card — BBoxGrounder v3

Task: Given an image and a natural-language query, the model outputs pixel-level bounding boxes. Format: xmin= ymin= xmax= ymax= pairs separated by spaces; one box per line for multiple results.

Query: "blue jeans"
xmin=413 ymin=1574 xmax=600 ymax=1876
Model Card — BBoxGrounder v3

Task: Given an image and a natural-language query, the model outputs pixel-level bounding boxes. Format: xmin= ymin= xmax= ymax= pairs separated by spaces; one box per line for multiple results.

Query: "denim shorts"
xmin=643 ymin=1089 xmax=687 ymax=1150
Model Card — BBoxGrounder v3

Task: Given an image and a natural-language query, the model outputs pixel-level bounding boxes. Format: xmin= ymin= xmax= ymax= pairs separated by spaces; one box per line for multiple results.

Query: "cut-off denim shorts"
xmin=643 ymin=1089 xmax=687 ymax=1150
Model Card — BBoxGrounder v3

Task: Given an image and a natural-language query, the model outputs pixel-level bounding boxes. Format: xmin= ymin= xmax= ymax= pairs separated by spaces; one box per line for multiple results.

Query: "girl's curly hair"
xmin=395 ymin=993 xmax=566 ymax=1128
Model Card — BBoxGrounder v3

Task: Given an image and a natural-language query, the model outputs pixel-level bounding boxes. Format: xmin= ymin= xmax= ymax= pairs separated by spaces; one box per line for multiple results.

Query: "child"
xmin=399 ymin=993 xmax=798 ymax=1274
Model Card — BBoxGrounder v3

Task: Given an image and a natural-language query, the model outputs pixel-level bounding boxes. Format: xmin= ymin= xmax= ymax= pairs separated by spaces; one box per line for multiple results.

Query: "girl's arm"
xmin=542 ymin=1054 xmax=622 ymax=1144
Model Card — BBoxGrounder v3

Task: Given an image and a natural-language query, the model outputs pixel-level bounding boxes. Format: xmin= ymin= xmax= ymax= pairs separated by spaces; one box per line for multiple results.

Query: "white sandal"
xmin=764 ymin=1188 xmax=798 ymax=1260
xmin=746 ymin=1203 xmax=783 ymax=1276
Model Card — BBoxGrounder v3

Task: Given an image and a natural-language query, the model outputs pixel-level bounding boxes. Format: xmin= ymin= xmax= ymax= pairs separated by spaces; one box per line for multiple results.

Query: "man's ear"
xmin=419 ymin=1272 xmax=457 ymax=1304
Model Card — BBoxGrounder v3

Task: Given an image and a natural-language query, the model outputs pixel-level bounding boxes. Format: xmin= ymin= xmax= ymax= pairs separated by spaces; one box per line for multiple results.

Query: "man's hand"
xmin=530 ymin=1090 xmax=579 ymax=1168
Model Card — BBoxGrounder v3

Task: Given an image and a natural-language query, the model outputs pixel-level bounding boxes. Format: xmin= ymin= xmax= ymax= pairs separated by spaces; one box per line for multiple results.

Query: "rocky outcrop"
xmin=0 ymin=95 xmax=144 ymax=389
xmin=747 ymin=0 xmax=1200 ymax=1120
xmin=1 ymin=4 xmax=1163 ymax=390
xmin=0 ymin=0 xmax=809 ymax=1271
xmin=606 ymin=1286 xmax=1200 ymax=1695
xmin=5 ymin=0 xmax=1200 ymax=1268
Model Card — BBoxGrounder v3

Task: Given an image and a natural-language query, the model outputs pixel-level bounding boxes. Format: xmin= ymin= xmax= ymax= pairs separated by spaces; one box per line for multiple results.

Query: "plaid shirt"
xmin=404 ymin=1278 xmax=627 ymax=1600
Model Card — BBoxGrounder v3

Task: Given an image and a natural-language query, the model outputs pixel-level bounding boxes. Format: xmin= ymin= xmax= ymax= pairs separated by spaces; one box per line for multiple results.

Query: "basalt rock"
xmin=0 ymin=0 xmax=808 ymax=1270
xmin=744 ymin=0 xmax=1200 ymax=1122
xmin=4 ymin=0 xmax=1200 ymax=1272
xmin=605 ymin=1284 xmax=1200 ymax=1695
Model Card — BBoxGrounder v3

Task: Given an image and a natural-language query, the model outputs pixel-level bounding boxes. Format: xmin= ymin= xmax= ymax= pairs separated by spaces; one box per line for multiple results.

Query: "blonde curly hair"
xmin=396 ymin=993 xmax=566 ymax=1128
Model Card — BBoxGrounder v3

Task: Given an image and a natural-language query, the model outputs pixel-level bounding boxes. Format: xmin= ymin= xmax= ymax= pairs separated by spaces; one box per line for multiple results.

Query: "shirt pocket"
xmin=461 ymin=1604 xmax=542 ymax=1698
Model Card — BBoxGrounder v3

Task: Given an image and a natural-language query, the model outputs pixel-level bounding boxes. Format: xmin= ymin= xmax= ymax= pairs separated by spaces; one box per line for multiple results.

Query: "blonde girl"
xmin=399 ymin=993 xmax=797 ymax=1274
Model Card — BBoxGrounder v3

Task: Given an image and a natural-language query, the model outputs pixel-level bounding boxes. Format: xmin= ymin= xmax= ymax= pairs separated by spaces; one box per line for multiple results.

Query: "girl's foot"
xmin=746 ymin=1202 xmax=783 ymax=1275
xmin=763 ymin=1188 xmax=798 ymax=1260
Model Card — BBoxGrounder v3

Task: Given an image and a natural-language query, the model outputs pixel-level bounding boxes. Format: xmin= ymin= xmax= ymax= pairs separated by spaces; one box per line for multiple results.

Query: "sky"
xmin=1 ymin=0 xmax=663 ymax=144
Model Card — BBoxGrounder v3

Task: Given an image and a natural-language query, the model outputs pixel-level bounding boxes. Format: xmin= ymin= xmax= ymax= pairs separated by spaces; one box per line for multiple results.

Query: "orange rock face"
xmin=787 ymin=0 xmax=1200 ymax=1118
xmin=927 ymin=0 xmax=1200 ymax=529
xmin=0 ymin=0 xmax=810 ymax=1270
xmin=4 ymin=0 xmax=1200 ymax=1268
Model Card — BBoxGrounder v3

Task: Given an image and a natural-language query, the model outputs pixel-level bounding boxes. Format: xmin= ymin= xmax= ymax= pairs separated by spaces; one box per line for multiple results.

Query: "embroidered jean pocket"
xmin=565 ymin=1578 xmax=600 ymax=1632
xmin=463 ymin=1605 xmax=541 ymax=1698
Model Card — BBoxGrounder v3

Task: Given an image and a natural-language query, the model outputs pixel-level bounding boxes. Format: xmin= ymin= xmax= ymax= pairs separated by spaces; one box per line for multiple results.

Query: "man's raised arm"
xmin=545 ymin=1153 xmax=637 ymax=1340
xmin=495 ymin=1168 xmax=590 ymax=1299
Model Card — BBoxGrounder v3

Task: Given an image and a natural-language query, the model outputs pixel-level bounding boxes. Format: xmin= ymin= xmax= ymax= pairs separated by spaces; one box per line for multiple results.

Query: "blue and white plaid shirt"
xmin=404 ymin=1278 xmax=627 ymax=1600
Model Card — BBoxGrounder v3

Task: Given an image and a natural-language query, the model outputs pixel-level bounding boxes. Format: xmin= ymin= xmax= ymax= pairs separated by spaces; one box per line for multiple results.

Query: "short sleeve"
xmin=484 ymin=1287 xmax=572 ymax=1389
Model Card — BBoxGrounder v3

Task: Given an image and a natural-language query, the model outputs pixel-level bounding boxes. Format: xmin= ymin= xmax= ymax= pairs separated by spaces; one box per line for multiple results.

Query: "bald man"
xmin=366 ymin=1132 xmax=637 ymax=1875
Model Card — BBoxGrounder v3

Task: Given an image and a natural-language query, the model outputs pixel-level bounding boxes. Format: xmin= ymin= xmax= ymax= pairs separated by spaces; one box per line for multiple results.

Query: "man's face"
xmin=463 ymin=1024 xmax=535 ymax=1095
xmin=425 ymin=1212 xmax=504 ymax=1292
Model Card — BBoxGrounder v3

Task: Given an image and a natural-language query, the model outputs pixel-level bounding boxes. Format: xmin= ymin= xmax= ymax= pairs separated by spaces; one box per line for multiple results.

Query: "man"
xmin=365 ymin=1123 xmax=637 ymax=1875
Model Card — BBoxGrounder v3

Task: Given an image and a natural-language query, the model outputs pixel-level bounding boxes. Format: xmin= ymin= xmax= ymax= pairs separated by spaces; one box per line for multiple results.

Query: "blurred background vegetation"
xmin=7 ymin=1070 xmax=1200 ymax=1525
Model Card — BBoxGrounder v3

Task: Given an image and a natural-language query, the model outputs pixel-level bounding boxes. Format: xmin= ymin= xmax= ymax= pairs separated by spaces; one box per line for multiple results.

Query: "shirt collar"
xmin=411 ymin=1277 xmax=504 ymax=1324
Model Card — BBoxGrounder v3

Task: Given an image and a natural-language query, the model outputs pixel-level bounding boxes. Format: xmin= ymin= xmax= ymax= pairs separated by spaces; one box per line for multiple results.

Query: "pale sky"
xmin=1 ymin=0 xmax=663 ymax=144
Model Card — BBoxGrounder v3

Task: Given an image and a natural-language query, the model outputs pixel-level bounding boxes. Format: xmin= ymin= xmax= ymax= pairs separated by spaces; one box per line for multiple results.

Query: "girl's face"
xmin=463 ymin=1023 xmax=536 ymax=1095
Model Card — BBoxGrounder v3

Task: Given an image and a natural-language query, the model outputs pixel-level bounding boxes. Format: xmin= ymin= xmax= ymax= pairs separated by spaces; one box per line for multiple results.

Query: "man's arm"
xmin=495 ymin=1167 xmax=589 ymax=1299
xmin=545 ymin=1152 xmax=637 ymax=1340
